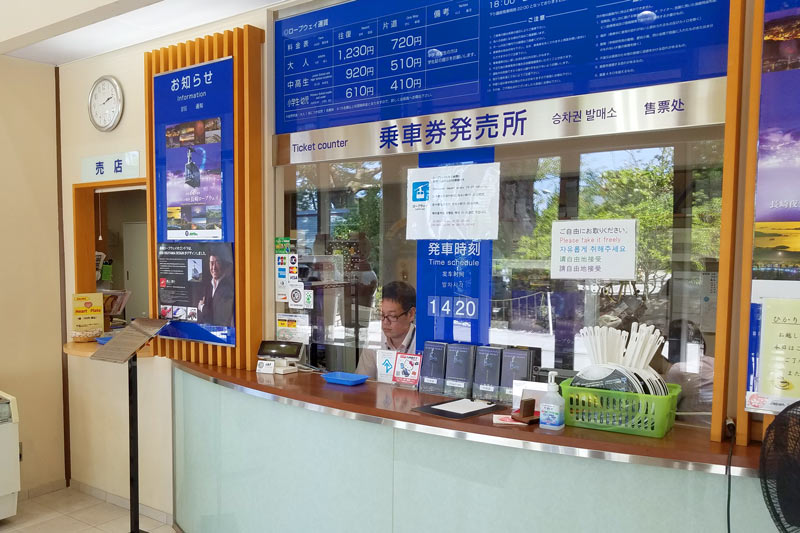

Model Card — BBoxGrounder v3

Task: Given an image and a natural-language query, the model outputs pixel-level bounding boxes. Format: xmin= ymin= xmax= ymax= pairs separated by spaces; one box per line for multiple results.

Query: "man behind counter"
xmin=355 ymin=281 xmax=416 ymax=379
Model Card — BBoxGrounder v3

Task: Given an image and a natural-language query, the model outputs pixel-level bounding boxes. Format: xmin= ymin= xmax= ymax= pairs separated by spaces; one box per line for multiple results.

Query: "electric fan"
xmin=760 ymin=400 xmax=800 ymax=532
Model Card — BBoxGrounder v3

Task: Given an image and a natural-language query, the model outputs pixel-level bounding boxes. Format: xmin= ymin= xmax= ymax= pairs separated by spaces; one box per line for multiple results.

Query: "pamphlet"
xmin=444 ymin=344 xmax=476 ymax=398
xmin=420 ymin=341 xmax=447 ymax=394
xmin=71 ymin=293 xmax=104 ymax=341
xmin=393 ymin=352 xmax=422 ymax=388
xmin=474 ymin=346 xmax=503 ymax=401
xmin=376 ymin=350 xmax=396 ymax=384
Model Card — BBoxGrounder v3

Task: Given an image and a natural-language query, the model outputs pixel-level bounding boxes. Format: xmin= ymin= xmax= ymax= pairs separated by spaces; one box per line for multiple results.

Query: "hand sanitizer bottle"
xmin=539 ymin=371 xmax=565 ymax=431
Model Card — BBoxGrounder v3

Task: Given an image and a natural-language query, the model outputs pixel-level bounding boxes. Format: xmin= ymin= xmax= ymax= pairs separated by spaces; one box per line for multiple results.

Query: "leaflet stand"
xmin=91 ymin=319 xmax=169 ymax=533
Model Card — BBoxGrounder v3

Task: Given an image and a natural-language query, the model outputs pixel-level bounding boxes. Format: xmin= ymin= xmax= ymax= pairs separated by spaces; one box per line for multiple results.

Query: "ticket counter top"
xmin=173 ymin=360 xmax=760 ymax=476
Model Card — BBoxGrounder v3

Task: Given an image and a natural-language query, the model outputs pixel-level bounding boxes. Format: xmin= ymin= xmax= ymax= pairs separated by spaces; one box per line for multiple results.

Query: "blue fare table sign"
xmin=154 ymin=58 xmax=235 ymax=243
xmin=275 ymin=0 xmax=729 ymax=134
xmin=416 ymin=240 xmax=492 ymax=347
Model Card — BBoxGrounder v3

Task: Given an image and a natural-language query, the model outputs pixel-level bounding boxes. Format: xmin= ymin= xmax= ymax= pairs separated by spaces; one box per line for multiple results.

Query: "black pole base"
xmin=128 ymin=355 xmax=142 ymax=533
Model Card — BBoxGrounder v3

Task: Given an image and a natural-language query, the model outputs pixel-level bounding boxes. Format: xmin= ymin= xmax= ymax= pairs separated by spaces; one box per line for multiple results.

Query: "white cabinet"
xmin=0 ymin=392 xmax=19 ymax=520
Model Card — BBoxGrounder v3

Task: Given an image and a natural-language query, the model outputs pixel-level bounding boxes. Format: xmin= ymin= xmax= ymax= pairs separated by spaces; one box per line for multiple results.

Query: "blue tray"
xmin=322 ymin=372 xmax=368 ymax=386
xmin=96 ymin=336 xmax=113 ymax=345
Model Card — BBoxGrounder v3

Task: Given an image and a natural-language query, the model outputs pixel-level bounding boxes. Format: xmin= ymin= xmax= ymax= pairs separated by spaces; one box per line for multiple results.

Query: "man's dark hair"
xmin=382 ymin=281 xmax=416 ymax=312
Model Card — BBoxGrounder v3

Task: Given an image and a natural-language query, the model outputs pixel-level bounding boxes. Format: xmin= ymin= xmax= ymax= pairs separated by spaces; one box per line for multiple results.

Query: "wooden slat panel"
xmin=222 ymin=346 xmax=232 ymax=369
xmin=159 ymin=48 xmax=168 ymax=73
xmin=169 ymin=44 xmax=178 ymax=71
xmin=244 ymin=25 xmax=265 ymax=371
xmin=204 ymin=35 xmax=213 ymax=63
xmin=177 ymin=42 xmax=186 ymax=69
xmin=735 ymin=0 xmax=766 ymax=446
xmin=214 ymin=33 xmax=224 ymax=60
xmin=144 ymin=52 xmax=158 ymax=320
xmin=195 ymin=38 xmax=204 ymax=64
xmin=185 ymin=40 xmax=194 ymax=67
xmin=198 ymin=342 xmax=206 ymax=365
xmin=146 ymin=27 xmax=263 ymax=369
xmin=232 ymin=27 xmax=246 ymax=369
xmin=224 ymin=30 xmax=233 ymax=58
xmin=710 ymin=0 xmax=747 ymax=442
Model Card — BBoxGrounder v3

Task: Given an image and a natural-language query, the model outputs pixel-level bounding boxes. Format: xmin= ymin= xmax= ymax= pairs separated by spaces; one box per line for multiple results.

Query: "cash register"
xmin=257 ymin=341 xmax=305 ymax=374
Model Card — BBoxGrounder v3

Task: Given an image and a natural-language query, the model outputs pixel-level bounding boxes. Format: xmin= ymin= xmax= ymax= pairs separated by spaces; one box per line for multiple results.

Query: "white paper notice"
xmin=430 ymin=399 xmax=493 ymax=415
xmin=550 ymin=219 xmax=637 ymax=281
xmin=406 ymin=163 xmax=500 ymax=240
xmin=276 ymin=313 xmax=310 ymax=344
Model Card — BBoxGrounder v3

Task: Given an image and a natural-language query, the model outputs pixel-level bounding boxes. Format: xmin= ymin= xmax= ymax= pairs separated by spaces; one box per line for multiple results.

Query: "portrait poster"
xmin=154 ymin=58 xmax=234 ymax=243
xmin=156 ymin=242 xmax=235 ymax=346
xmin=164 ymin=117 xmax=223 ymax=240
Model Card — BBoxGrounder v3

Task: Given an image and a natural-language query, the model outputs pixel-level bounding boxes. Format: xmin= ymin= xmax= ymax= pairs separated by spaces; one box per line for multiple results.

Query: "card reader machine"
xmin=257 ymin=341 xmax=304 ymax=374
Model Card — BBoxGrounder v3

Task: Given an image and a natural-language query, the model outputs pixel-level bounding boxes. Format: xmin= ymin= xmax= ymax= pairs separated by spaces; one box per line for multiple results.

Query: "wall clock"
xmin=88 ymin=75 xmax=124 ymax=132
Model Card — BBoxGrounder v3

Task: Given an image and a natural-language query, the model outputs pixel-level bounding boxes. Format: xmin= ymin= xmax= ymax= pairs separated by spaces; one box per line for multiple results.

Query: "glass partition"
xmin=277 ymin=127 xmax=724 ymax=426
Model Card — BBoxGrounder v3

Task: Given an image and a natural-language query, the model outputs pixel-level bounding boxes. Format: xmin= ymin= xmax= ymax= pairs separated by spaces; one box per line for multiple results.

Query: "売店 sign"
xmin=81 ymin=151 xmax=139 ymax=182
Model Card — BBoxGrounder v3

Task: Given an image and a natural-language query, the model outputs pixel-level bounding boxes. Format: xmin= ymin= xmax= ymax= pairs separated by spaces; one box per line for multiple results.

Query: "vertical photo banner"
xmin=746 ymin=0 xmax=800 ymax=412
xmin=753 ymin=1 xmax=800 ymax=279
xmin=154 ymin=58 xmax=234 ymax=242
xmin=154 ymin=58 xmax=236 ymax=345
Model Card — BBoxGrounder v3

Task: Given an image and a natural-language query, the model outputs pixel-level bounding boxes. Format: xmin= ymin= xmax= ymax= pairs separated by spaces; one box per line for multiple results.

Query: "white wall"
xmin=68 ymin=355 xmax=173 ymax=511
xmin=0 ymin=55 xmax=64 ymax=494
xmin=58 ymin=9 xmax=267 ymax=515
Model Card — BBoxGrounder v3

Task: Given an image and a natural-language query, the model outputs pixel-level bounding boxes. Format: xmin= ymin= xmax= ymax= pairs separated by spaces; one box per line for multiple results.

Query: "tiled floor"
xmin=0 ymin=489 xmax=173 ymax=533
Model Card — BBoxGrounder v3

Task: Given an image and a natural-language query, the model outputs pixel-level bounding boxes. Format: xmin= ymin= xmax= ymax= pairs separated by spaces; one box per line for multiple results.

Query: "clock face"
xmin=89 ymin=77 xmax=123 ymax=131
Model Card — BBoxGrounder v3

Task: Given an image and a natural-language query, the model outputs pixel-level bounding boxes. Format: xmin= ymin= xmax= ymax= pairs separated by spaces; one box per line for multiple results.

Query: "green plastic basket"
xmin=559 ymin=378 xmax=682 ymax=438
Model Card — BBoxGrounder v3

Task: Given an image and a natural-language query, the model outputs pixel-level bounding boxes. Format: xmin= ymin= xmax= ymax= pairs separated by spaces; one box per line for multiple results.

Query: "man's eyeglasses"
xmin=380 ymin=311 xmax=409 ymax=323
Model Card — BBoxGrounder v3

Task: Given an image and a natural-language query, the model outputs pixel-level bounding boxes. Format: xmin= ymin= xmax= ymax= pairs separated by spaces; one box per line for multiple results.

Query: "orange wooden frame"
xmin=73 ymin=178 xmax=148 ymax=294
xmin=734 ymin=0 xmax=772 ymax=446
xmin=709 ymin=0 xmax=749 ymax=442
xmin=144 ymin=26 xmax=265 ymax=371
